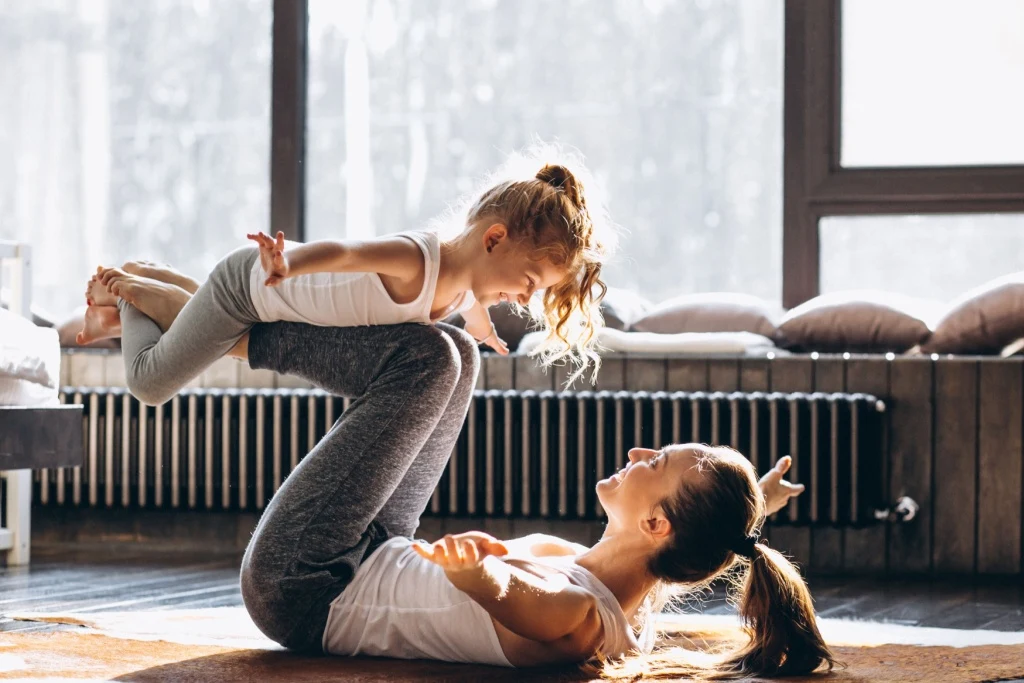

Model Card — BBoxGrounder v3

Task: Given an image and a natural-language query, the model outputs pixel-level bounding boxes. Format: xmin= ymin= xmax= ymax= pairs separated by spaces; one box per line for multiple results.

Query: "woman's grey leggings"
xmin=235 ymin=319 xmax=479 ymax=652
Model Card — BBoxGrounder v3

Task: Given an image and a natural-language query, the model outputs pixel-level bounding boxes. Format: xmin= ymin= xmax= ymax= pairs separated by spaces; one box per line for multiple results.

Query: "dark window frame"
xmin=783 ymin=0 xmax=1024 ymax=308
xmin=270 ymin=0 xmax=308 ymax=243
xmin=269 ymin=0 xmax=1024 ymax=303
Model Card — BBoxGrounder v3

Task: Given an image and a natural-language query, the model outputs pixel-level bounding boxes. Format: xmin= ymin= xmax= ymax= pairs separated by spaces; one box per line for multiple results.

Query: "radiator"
xmin=37 ymin=388 xmax=886 ymax=526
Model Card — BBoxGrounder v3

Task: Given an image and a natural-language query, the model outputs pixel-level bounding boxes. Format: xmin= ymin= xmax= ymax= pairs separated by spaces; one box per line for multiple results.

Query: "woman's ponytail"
xmin=724 ymin=543 xmax=835 ymax=677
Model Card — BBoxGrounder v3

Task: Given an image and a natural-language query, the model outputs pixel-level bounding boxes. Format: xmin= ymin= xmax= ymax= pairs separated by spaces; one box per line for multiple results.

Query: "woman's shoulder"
xmin=503 ymin=533 xmax=588 ymax=558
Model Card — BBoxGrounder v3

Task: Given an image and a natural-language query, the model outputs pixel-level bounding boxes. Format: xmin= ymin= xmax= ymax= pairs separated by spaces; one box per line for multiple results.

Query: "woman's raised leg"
xmin=371 ymin=322 xmax=480 ymax=538
xmin=239 ymin=321 xmax=463 ymax=652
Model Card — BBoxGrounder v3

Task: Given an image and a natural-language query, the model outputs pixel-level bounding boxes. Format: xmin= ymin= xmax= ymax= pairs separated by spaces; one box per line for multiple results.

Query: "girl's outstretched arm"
xmin=247 ymin=231 xmax=424 ymax=286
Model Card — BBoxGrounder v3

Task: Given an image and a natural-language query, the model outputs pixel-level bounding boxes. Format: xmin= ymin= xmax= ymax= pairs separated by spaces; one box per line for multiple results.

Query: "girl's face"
xmin=476 ymin=223 xmax=568 ymax=308
xmin=596 ymin=444 xmax=701 ymax=532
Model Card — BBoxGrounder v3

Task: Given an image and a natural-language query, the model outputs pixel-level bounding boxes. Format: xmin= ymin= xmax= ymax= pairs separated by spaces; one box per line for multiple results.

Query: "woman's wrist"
xmin=443 ymin=561 xmax=495 ymax=597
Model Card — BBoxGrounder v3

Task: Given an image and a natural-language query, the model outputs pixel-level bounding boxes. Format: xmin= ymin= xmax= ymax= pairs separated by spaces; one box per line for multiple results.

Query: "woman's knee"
xmin=436 ymin=324 xmax=480 ymax=388
xmin=399 ymin=324 xmax=464 ymax=386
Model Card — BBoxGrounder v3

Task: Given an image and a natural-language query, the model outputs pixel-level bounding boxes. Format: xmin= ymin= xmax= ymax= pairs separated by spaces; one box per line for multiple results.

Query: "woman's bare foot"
xmin=108 ymin=274 xmax=193 ymax=332
xmin=85 ymin=268 xmax=118 ymax=307
xmin=123 ymin=260 xmax=201 ymax=294
xmin=75 ymin=305 xmax=122 ymax=345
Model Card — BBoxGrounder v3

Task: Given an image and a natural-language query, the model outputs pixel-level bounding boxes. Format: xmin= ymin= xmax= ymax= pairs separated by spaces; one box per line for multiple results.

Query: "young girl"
xmin=81 ymin=157 xmax=609 ymax=407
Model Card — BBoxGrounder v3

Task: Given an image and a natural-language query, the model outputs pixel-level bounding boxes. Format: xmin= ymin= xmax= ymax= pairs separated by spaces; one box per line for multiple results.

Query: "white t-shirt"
xmin=248 ymin=231 xmax=475 ymax=327
xmin=322 ymin=537 xmax=640 ymax=667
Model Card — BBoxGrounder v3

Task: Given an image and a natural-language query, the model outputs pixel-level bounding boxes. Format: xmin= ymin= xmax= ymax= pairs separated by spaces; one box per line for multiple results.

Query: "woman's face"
xmin=596 ymin=444 xmax=702 ymax=530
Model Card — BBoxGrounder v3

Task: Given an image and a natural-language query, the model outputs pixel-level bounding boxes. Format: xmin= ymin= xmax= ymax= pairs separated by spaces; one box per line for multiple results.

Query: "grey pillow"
xmin=923 ymin=272 xmax=1024 ymax=354
xmin=600 ymin=287 xmax=652 ymax=331
xmin=631 ymin=292 xmax=782 ymax=338
xmin=778 ymin=291 xmax=940 ymax=353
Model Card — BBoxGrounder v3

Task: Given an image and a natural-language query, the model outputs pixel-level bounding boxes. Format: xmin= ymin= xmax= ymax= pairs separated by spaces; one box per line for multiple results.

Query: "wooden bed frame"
xmin=0 ymin=241 xmax=83 ymax=565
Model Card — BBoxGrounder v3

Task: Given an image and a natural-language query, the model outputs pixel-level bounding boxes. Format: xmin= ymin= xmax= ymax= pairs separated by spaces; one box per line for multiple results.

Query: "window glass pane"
xmin=819 ymin=214 xmax=1024 ymax=301
xmin=841 ymin=0 xmax=1024 ymax=167
xmin=0 ymin=1 xmax=271 ymax=319
xmin=307 ymin=0 xmax=783 ymax=305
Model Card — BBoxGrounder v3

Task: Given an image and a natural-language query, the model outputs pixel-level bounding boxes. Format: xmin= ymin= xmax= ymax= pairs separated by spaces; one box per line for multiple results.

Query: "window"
xmin=841 ymin=0 xmax=1024 ymax=168
xmin=0 ymin=0 xmax=271 ymax=319
xmin=820 ymin=213 xmax=1024 ymax=301
xmin=306 ymin=0 xmax=784 ymax=305
xmin=783 ymin=1 xmax=1024 ymax=307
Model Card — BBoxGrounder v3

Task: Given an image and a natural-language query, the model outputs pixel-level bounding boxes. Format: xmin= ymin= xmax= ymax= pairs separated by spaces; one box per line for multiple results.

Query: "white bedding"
xmin=0 ymin=307 xmax=60 ymax=406
xmin=517 ymin=328 xmax=782 ymax=357
xmin=0 ymin=375 xmax=58 ymax=407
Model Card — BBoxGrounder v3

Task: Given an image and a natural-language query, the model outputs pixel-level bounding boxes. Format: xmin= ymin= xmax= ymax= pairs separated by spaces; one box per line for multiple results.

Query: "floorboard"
xmin=2 ymin=545 xmax=1022 ymax=635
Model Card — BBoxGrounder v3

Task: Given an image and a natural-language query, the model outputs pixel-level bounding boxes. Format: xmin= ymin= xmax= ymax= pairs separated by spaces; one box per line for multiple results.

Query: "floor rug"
xmin=3 ymin=608 xmax=1023 ymax=682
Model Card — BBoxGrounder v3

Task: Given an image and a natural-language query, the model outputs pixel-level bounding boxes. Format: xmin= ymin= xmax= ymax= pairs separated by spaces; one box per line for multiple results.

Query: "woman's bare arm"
xmin=503 ymin=533 xmax=588 ymax=558
xmin=415 ymin=533 xmax=603 ymax=660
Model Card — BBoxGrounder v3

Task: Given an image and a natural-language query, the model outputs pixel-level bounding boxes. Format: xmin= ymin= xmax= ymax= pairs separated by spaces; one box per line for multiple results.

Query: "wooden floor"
xmin=2 ymin=544 xmax=1022 ymax=636
xmin=0 ymin=545 xmax=243 ymax=634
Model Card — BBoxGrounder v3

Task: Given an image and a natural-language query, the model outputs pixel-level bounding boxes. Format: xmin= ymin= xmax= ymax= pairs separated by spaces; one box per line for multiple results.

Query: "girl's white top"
xmin=322 ymin=536 xmax=639 ymax=667
xmin=248 ymin=231 xmax=474 ymax=326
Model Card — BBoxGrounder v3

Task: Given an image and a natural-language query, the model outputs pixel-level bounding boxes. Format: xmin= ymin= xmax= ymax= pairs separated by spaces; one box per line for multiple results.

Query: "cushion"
xmin=778 ymin=290 xmax=940 ymax=353
xmin=631 ymin=292 xmax=782 ymax=338
xmin=922 ymin=272 xmax=1024 ymax=354
xmin=517 ymin=328 xmax=780 ymax=357
xmin=599 ymin=287 xmax=652 ymax=331
xmin=0 ymin=307 xmax=61 ymax=397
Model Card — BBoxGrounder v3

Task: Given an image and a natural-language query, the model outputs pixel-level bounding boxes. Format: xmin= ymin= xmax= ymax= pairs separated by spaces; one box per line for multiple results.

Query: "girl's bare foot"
xmin=75 ymin=305 xmax=122 ymax=345
xmin=86 ymin=270 xmax=118 ymax=307
xmin=97 ymin=266 xmax=129 ymax=289
xmin=109 ymin=274 xmax=192 ymax=332
xmin=122 ymin=260 xmax=201 ymax=294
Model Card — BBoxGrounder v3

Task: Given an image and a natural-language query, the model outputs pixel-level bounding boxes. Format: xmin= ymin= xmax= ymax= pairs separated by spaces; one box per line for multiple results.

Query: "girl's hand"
xmin=482 ymin=333 xmax=509 ymax=356
xmin=466 ymin=320 xmax=509 ymax=356
xmin=413 ymin=532 xmax=509 ymax=573
xmin=247 ymin=231 xmax=289 ymax=286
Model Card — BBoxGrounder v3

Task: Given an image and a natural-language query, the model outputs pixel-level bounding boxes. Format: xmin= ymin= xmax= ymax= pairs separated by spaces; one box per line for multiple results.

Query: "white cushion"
xmin=517 ymin=328 xmax=780 ymax=357
xmin=0 ymin=307 xmax=61 ymax=403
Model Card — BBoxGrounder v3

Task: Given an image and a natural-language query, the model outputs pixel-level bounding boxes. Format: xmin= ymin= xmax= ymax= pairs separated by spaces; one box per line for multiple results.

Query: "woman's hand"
xmin=759 ymin=455 xmax=805 ymax=516
xmin=413 ymin=532 xmax=509 ymax=573
xmin=247 ymin=231 xmax=289 ymax=286
xmin=417 ymin=532 xmax=600 ymax=655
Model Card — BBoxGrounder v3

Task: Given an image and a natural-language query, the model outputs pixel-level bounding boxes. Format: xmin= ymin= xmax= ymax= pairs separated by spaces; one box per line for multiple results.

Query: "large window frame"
xmin=267 ymin=0 xmax=1024 ymax=306
xmin=783 ymin=0 xmax=1024 ymax=308
xmin=270 ymin=0 xmax=308 ymax=244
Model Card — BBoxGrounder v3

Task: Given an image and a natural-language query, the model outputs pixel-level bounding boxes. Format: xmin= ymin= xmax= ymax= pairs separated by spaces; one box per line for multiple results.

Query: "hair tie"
xmin=731 ymin=535 xmax=758 ymax=559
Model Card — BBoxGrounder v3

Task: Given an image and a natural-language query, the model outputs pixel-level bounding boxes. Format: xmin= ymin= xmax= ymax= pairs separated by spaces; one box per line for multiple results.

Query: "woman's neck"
xmin=574 ymin=525 xmax=659 ymax=623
